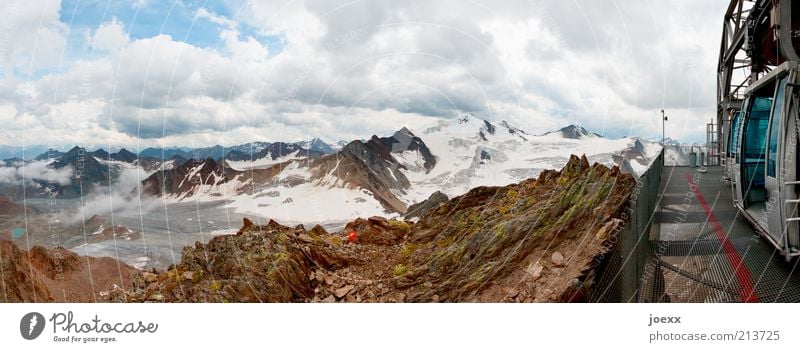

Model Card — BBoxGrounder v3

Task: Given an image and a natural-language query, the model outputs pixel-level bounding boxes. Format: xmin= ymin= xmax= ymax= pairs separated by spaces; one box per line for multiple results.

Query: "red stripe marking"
xmin=685 ymin=174 xmax=759 ymax=302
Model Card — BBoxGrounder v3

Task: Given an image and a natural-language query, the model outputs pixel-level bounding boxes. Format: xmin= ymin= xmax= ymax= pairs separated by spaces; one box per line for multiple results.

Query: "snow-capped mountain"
xmin=226 ymin=141 xmax=272 ymax=154
xmin=298 ymin=138 xmax=337 ymax=155
xmin=0 ymin=116 xmax=662 ymax=227
xmin=662 ymin=137 xmax=682 ymax=146
xmin=645 ymin=136 xmax=682 ymax=146
xmin=139 ymin=116 xmax=661 ymax=225
xmin=224 ymin=142 xmax=322 ymax=169
xmin=393 ymin=117 xmax=657 ymax=207
xmin=544 ymin=124 xmax=602 ymax=139
xmin=142 ymin=158 xmax=245 ymax=199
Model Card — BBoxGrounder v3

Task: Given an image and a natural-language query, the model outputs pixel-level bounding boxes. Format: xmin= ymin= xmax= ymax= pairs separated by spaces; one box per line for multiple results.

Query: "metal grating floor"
xmin=640 ymin=166 xmax=800 ymax=302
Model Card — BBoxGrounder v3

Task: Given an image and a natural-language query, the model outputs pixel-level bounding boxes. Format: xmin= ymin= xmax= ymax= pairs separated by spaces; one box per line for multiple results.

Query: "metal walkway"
xmin=640 ymin=165 xmax=800 ymax=302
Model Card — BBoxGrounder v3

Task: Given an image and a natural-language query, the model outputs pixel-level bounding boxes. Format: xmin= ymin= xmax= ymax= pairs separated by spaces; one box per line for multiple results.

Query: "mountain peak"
xmin=111 ymin=148 xmax=138 ymax=163
xmin=92 ymin=148 xmax=110 ymax=159
xmin=456 ymin=114 xmax=495 ymax=131
xmin=397 ymin=126 xmax=414 ymax=136
xmin=482 ymin=119 xmax=496 ymax=135
xmin=392 ymin=127 xmax=417 ymax=141
xmin=66 ymin=145 xmax=84 ymax=154
xmin=33 ymin=148 xmax=64 ymax=161
xmin=300 ymin=138 xmax=335 ymax=154
xmin=546 ymin=124 xmax=600 ymax=139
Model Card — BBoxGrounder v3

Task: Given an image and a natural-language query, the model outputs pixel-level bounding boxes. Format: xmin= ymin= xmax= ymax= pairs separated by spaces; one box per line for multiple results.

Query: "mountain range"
xmin=137 ymin=116 xmax=661 ymax=224
xmin=0 ymin=117 xmax=661 ymax=225
xmin=0 ymin=154 xmax=638 ymax=302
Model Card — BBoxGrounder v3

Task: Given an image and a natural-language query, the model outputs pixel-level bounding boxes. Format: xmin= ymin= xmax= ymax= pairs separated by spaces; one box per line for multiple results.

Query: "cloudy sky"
xmin=0 ymin=0 xmax=726 ymax=149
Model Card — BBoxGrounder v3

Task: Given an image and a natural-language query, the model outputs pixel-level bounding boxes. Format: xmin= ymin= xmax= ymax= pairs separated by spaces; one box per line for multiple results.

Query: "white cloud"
xmin=196 ymin=7 xmax=236 ymax=28
xmin=89 ymin=17 xmax=129 ymax=52
xmin=0 ymin=160 xmax=73 ymax=186
xmin=131 ymin=0 xmax=151 ymax=10
xmin=219 ymin=28 xmax=270 ymax=63
xmin=0 ymin=0 xmax=67 ymax=77
xmin=0 ymin=0 xmax=728 ymax=148
xmin=66 ymin=165 xmax=159 ymax=224
xmin=197 ymin=8 xmax=269 ymax=63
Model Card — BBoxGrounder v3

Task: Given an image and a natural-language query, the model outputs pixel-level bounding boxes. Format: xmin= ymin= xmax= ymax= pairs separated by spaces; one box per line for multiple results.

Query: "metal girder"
xmin=716 ymin=0 xmax=758 ymax=160
xmin=716 ymin=0 xmax=800 ymax=163
xmin=777 ymin=1 xmax=800 ymax=62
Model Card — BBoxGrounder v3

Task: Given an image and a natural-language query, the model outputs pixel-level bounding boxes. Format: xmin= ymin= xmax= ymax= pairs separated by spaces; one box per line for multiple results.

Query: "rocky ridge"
xmin=109 ymin=154 xmax=634 ymax=303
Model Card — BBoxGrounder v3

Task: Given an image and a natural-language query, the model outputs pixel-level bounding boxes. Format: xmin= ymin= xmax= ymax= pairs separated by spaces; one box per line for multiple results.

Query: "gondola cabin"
xmin=730 ymin=61 xmax=800 ymax=260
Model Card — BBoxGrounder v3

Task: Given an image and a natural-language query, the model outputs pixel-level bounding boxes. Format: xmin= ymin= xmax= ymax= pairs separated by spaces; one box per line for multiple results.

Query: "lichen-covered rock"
xmin=121 ymin=218 xmax=351 ymax=302
xmin=341 ymin=216 xmax=412 ymax=245
xmin=399 ymin=153 xmax=635 ymax=302
xmin=404 ymin=191 xmax=449 ymax=219
xmin=308 ymin=224 xmax=328 ymax=237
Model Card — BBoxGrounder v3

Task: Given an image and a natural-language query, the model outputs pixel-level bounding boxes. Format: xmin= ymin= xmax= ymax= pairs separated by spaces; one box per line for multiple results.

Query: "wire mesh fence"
xmin=589 ymin=149 xmax=663 ymax=302
xmin=664 ymin=145 xmax=719 ymax=167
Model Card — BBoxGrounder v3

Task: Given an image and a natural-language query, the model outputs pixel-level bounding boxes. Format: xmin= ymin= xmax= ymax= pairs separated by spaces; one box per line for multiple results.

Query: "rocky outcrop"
xmin=0 ymin=240 xmax=137 ymax=302
xmin=65 ymin=215 xmax=141 ymax=246
xmin=114 ymin=154 xmax=635 ymax=303
xmin=309 ymin=140 xmax=411 ymax=213
xmin=341 ymin=216 xmax=412 ymax=245
xmin=404 ymin=191 xmax=449 ymax=219
xmin=141 ymin=157 xmax=242 ymax=198
xmin=402 ymin=154 xmax=632 ymax=301
xmin=375 ymin=127 xmax=437 ymax=171
xmin=115 ymin=219 xmax=351 ymax=302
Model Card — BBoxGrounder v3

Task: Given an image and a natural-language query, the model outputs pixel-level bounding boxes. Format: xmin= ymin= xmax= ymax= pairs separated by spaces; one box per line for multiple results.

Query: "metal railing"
xmin=664 ymin=145 xmax=719 ymax=167
xmin=589 ymin=148 xmax=664 ymax=302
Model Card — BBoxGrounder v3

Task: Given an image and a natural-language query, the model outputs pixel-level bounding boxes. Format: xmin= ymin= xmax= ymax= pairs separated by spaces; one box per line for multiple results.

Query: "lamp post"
xmin=661 ymin=109 xmax=668 ymax=146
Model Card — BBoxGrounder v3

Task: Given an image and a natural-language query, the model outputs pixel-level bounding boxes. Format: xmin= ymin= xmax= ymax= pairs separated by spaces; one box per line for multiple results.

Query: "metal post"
xmin=661 ymin=110 xmax=664 ymax=146
xmin=661 ymin=110 xmax=668 ymax=167
xmin=661 ymin=109 xmax=668 ymax=146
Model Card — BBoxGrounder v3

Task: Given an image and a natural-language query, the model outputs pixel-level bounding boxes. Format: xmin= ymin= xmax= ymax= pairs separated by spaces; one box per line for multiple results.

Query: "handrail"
xmin=590 ymin=148 xmax=664 ymax=302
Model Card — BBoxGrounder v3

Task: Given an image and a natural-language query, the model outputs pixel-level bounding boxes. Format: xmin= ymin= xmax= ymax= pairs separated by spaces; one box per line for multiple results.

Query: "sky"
xmin=0 ymin=0 xmax=727 ymax=149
